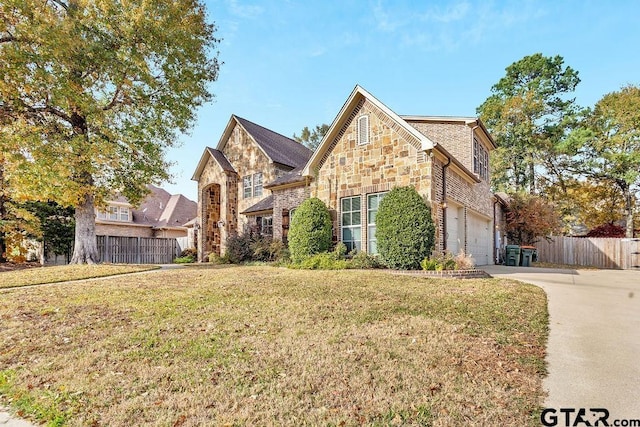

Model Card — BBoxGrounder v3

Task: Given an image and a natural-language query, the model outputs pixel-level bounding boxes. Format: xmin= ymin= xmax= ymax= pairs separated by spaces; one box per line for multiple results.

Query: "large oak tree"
xmin=0 ymin=0 xmax=220 ymax=263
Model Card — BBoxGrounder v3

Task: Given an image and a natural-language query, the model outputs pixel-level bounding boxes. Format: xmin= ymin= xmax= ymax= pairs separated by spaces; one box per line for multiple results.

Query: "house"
xmin=193 ymin=85 xmax=498 ymax=265
xmin=95 ymin=185 xmax=197 ymax=239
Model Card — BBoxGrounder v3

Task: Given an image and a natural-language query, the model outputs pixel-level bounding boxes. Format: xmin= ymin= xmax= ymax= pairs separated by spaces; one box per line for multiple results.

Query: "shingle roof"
xmin=207 ymin=148 xmax=236 ymax=173
xmin=264 ymin=166 xmax=306 ymax=188
xmin=241 ymin=194 xmax=274 ymax=214
xmin=235 ymin=116 xmax=313 ymax=168
xmin=130 ymin=185 xmax=196 ymax=228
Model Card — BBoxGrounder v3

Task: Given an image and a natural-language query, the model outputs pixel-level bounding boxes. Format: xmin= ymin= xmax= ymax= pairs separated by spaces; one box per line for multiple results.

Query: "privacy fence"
xmin=96 ymin=235 xmax=181 ymax=264
xmin=535 ymin=236 xmax=640 ymax=270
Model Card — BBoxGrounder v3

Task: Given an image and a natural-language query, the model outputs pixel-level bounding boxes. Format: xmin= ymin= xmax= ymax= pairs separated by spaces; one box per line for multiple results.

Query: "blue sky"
xmin=164 ymin=0 xmax=640 ymax=201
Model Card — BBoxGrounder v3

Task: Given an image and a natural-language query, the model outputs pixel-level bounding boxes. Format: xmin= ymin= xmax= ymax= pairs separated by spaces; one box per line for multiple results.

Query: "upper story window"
xmin=243 ymin=175 xmax=252 ymax=199
xmin=97 ymin=205 xmax=130 ymax=222
xmin=473 ymin=137 xmax=489 ymax=181
xmin=357 ymin=115 xmax=369 ymax=145
xmin=254 ymin=173 xmax=263 ymax=197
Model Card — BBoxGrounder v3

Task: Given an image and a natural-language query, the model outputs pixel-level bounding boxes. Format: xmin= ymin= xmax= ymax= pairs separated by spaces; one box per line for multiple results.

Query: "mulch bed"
xmin=0 ymin=262 xmax=43 ymax=273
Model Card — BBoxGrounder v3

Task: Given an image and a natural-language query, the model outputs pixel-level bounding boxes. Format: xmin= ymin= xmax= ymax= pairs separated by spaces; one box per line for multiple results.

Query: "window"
xmin=243 ymin=175 xmax=252 ymax=198
xmin=341 ymin=196 xmax=362 ymax=252
xmin=97 ymin=210 xmax=107 ymax=220
xmin=119 ymin=207 xmax=130 ymax=221
xmin=473 ymin=137 xmax=489 ymax=181
xmin=108 ymin=206 xmax=119 ymax=220
xmin=357 ymin=115 xmax=369 ymax=145
xmin=253 ymin=172 xmax=263 ymax=197
xmin=367 ymin=193 xmax=386 ymax=254
xmin=261 ymin=216 xmax=273 ymax=236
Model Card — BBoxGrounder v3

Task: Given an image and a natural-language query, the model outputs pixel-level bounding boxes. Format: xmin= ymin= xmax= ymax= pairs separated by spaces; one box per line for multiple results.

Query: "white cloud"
xmin=226 ymin=0 xmax=264 ymax=19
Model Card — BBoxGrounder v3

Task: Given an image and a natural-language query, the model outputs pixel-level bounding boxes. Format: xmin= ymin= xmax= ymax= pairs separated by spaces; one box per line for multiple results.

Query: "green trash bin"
xmin=520 ymin=246 xmax=536 ymax=267
xmin=505 ymin=245 xmax=521 ymax=266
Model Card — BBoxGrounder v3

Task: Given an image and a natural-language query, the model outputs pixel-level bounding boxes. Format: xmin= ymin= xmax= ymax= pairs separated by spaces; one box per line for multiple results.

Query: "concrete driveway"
xmin=483 ymin=265 xmax=640 ymax=420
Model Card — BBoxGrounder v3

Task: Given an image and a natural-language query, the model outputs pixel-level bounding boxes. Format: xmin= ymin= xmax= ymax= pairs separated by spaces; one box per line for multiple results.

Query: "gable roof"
xmin=218 ymin=115 xmax=313 ymax=169
xmin=303 ymin=85 xmax=436 ymax=176
xmin=264 ymin=165 xmax=307 ymax=189
xmin=191 ymin=147 xmax=236 ymax=181
xmin=402 ymin=115 xmax=497 ymax=149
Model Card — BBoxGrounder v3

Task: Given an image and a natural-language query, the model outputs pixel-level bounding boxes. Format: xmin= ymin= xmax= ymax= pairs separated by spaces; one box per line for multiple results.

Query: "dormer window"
xmin=357 ymin=115 xmax=369 ymax=145
xmin=97 ymin=205 xmax=130 ymax=222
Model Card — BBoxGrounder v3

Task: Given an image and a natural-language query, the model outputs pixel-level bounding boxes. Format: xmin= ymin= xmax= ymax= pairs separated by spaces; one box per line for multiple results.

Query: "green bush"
xmin=348 ymin=250 xmax=382 ymax=269
xmin=421 ymin=252 xmax=461 ymax=271
xmin=293 ymin=252 xmax=349 ymax=270
xmin=288 ymin=197 xmax=333 ymax=263
xmin=208 ymin=252 xmax=229 ymax=264
xmin=376 ymin=186 xmax=435 ymax=270
xmin=174 ymin=255 xmax=195 ymax=264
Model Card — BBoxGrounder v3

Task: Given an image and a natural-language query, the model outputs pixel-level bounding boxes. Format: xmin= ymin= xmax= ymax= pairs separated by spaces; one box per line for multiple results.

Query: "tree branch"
xmin=103 ymin=84 xmax=123 ymax=111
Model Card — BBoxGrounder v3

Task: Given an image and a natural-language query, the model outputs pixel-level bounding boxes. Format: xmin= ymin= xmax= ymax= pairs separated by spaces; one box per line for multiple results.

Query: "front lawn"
xmin=0 ymin=264 xmax=159 ymax=289
xmin=0 ymin=266 xmax=548 ymax=426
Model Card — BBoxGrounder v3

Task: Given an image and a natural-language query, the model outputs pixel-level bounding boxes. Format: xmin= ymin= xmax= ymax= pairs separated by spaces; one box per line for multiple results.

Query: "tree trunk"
xmin=625 ymin=190 xmax=634 ymax=238
xmin=70 ymin=193 xmax=100 ymax=264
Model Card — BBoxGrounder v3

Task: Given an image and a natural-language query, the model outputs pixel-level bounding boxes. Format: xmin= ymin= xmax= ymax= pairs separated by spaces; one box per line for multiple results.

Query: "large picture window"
xmin=367 ymin=193 xmax=386 ymax=254
xmin=341 ymin=196 xmax=362 ymax=252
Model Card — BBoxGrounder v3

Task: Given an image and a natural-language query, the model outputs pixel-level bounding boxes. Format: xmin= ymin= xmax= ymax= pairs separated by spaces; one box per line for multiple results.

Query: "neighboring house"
xmin=193 ymin=85 xmax=499 ymax=265
xmin=95 ymin=185 xmax=197 ymax=239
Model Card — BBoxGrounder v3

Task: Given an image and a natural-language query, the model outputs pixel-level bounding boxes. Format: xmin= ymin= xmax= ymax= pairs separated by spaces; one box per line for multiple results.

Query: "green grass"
xmin=0 ymin=266 xmax=548 ymax=426
xmin=0 ymin=264 xmax=160 ymax=289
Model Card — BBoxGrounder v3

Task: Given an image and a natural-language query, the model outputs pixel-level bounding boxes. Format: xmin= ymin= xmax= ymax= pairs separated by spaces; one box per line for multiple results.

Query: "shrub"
xmin=224 ymin=233 xmax=253 ymax=264
xmin=179 ymin=247 xmax=198 ymax=258
xmin=334 ymin=242 xmax=348 ymax=259
xmin=348 ymin=250 xmax=382 ymax=269
xmin=294 ymin=252 xmax=349 ymax=270
xmin=375 ymin=187 xmax=435 ymax=270
xmin=174 ymin=255 xmax=195 ymax=264
xmin=586 ymin=223 xmax=625 ymax=237
xmin=288 ymin=198 xmax=333 ymax=263
xmin=208 ymin=252 xmax=229 ymax=264
xmin=453 ymin=250 xmax=475 ymax=270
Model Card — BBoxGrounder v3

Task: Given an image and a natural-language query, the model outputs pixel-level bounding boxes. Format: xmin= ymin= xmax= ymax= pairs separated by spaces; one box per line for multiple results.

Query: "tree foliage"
xmin=562 ymin=85 xmax=640 ymax=237
xmin=0 ymin=0 xmax=220 ymax=263
xmin=505 ymin=193 xmax=561 ymax=245
xmin=375 ymin=187 xmax=435 ymax=270
xmin=288 ymin=198 xmax=333 ymax=263
xmin=477 ymin=53 xmax=581 ymax=194
xmin=293 ymin=124 xmax=329 ymax=150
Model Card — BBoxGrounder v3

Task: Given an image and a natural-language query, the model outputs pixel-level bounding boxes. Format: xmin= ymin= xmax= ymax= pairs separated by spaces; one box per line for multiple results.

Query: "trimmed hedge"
xmin=288 ymin=197 xmax=333 ymax=263
xmin=375 ymin=186 xmax=435 ymax=270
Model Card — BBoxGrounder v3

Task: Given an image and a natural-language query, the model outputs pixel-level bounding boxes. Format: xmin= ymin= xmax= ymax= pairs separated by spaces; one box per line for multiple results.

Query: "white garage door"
xmin=468 ymin=213 xmax=491 ymax=266
xmin=446 ymin=205 xmax=464 ymax=255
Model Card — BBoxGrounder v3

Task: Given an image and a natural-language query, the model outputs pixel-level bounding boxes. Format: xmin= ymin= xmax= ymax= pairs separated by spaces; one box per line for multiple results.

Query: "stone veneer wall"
xmin=312 ymin=99 xmax=434 ymax=249
xmin=271 ymin=185 xmax=310 ymax=242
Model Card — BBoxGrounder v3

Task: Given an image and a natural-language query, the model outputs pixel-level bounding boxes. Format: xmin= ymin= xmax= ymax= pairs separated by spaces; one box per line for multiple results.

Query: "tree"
xmin=563 ymin=85 xmax=640 ymax=238
xmin=288 ymin=198 xmax=332 ymax=263
xmin=375 ymin=187 xmax=435 ymax=270
xmin=293 ymin=124 xmax=329 ymax=150
xmin=477 ymin=54 xmax=581 ymax=194
xmin=0 ymin=0 xmax=220 ymax=263
xmin=25 ymin=201 xmax=75 ymax=262
xmin=505 ymin=193 xmax=561 ymax=245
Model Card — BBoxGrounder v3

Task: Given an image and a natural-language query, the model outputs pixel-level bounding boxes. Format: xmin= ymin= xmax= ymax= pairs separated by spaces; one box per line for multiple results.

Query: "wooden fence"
xmin=535 ymin=236 xmax=640 ymax=270
xmin=97 ymin=235 xmax=179 ymax=264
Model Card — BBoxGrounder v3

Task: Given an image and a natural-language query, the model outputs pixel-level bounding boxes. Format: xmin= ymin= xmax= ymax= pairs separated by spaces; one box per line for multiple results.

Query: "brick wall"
xmin=272 ymin=185 xmax=310 ymax=242
xmin=408 ymin=121 xmax=473 ymax=171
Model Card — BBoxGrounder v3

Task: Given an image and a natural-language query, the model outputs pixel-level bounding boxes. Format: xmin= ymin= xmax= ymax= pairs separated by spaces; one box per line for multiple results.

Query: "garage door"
xmin=446 ymin=205 xmax=463 ymax=255
xmin=468 ymin=213 xmax=491 ymax=266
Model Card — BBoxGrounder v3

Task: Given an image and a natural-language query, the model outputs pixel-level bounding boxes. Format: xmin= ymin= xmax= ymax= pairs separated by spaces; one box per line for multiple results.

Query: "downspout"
xmin=442 ymin=155 xmax=451 ymax=253
xmin=493 ymin=197 xmax=498 ymax=264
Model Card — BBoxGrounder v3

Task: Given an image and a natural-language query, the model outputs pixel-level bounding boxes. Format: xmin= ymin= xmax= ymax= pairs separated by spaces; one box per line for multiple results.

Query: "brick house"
xmin=193 ymin=85 xmax=500 ymax=265
xmin=95 ymin=185 xmax=196 ymax=239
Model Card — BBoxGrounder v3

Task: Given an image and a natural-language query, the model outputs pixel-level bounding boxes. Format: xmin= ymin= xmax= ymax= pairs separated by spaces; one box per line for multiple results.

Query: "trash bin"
xmin=505 ymin=245 xmax=521 ymax=266
xmin=520 ymin=246 xmax=536 ymax=267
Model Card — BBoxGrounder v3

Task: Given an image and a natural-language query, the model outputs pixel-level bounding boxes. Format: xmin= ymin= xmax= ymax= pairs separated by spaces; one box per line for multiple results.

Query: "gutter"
xmin=442 ymin=155 xmax=451 ymax=253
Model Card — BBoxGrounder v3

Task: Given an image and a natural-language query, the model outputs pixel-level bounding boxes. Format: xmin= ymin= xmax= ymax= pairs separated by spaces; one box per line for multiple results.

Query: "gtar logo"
xmin=541 ymin=408 xmax=610 ymax=426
